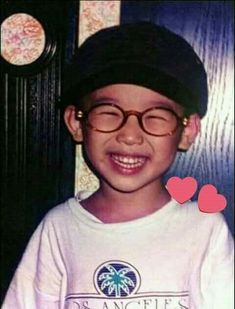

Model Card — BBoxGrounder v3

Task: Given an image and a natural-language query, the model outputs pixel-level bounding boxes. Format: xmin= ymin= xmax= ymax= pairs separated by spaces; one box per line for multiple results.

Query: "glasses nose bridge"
xmin=123 ymin=110 xmax=143 ymax=127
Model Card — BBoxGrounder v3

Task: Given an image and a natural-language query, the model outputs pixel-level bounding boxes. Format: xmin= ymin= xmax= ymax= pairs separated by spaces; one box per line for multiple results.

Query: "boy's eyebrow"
xmin=147 ymin=100 xmax=184 ymax=114
xmin=88 ymin=96 xmax=118 ymax=104
xmin=148 ymin=100 xmax=174 ymax=107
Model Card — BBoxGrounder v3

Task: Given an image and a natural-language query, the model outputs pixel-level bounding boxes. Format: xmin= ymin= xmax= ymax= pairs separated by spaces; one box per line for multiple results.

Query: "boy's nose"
xmin=116 ymin=115 xmax=144 ymax=145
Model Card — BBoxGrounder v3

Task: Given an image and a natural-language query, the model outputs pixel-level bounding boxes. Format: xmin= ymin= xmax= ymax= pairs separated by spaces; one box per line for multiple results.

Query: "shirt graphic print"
xmin=65 ymin=260 xmax=189 ymax=309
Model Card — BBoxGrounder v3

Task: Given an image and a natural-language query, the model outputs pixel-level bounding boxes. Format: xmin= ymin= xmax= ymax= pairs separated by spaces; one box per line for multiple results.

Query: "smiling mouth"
xmin=110 ymin=153 xmax=147 ymax=170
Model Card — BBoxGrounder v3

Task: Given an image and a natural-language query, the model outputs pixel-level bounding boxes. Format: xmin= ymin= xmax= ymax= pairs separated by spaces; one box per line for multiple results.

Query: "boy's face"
xmin=65 ymin=84 xmax=200 ymax=194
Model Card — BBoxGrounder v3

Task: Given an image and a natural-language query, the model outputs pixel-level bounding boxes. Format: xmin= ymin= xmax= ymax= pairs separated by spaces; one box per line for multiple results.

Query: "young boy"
xmin=2 ymin=22 xmax=233 ymax=309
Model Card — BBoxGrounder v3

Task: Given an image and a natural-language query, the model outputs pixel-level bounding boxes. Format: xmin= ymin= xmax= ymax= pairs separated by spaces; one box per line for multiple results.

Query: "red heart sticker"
xmin=166 ymin=176 xmax=198 ymax=204
xmin=198 ymin=184 xmax=227 ymax=213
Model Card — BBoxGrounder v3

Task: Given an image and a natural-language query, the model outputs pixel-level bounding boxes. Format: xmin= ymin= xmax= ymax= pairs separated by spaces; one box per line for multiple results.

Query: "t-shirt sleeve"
xmin=201 ymin=213 xmax=234 ymax=309
xmin=2 ymin=216 xmax=65 ymax=309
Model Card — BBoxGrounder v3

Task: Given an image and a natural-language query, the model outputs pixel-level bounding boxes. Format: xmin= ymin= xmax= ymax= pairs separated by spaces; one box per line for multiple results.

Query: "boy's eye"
xmin=87 ymin=105 xmax=123 ymax=131
xmin=145 ymin=115 xmax=167 ymax=120
xmin=98 ymin=111 xmax=120 ymax=116
xmin=145 ymin=109 xmax=175 ymax=121
xmin=91 ymin=105 xmax=122 ymax=117
xmin=88 ymin=105 xmax=123 ymax=129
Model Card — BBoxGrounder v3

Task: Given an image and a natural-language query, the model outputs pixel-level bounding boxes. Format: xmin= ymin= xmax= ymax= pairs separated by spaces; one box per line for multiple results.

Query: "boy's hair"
xmin=62 ymin=22 xmax=208 ymax=117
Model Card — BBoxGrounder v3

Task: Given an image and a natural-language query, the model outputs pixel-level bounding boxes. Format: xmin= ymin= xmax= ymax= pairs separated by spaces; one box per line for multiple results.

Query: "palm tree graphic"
xmin=98 ymin=264 xmax=136 ymax=297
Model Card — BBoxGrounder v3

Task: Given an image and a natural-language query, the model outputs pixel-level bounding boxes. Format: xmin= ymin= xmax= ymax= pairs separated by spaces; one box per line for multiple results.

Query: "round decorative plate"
xmin=0 ymin=12 xmax=56 ymax=75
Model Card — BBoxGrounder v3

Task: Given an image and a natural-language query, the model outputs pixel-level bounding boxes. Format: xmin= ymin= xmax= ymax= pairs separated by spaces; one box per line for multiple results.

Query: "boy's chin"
xmin=100 ymin=177 xmax=160 ymax=195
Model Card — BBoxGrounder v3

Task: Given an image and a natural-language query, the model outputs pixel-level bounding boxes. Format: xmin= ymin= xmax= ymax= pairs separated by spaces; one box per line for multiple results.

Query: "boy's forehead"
xmin=83 ymin=83 xmax=184 ymax=114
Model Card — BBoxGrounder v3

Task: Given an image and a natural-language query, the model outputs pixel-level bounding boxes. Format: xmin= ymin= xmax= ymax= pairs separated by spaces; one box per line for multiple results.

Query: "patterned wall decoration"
xmin=75 ymin=1 xmax=120 ymax=193
xmin=78 ymin=0 xmax=121 ymax=45
xmin=1 ymin=13 xmax=46 ymax=65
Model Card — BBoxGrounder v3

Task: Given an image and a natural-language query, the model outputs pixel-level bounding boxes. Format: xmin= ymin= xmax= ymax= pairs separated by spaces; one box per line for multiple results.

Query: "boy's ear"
xmin=64 ymin=105 xmax=83 ymax=142
xmin=178 ymin=114 xmax=201 ymax=151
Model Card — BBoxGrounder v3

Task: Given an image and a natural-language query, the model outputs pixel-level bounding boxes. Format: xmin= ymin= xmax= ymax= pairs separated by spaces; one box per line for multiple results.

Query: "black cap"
xmin=62 ymin=22 xmax=208 ymax=117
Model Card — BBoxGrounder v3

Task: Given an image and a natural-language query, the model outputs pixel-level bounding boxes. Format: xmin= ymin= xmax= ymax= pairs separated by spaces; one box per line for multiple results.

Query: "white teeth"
xmin=111 ymin=154 xmax=146 ymax=169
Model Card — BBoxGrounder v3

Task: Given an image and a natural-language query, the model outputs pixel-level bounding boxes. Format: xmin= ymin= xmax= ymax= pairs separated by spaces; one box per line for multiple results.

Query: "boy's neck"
xmin=80 ymin=181 xmax=171 ymax=223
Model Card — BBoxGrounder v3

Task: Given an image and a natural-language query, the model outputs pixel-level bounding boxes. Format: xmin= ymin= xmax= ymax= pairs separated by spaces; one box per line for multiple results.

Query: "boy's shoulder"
xmin=41 ymin=196 xmax=77 ymax=225
xmin=41 ymin=191 xmax=92 ymax=226
xmin=176 ymin=200 xmax=231 ymax=239
xmin=178 ymin=200 xmax=226 ymax=225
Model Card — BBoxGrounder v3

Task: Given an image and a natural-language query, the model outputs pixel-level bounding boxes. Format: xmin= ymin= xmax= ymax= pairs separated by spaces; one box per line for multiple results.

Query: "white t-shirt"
xmin=2 ymin=192 xmax=234 ymax=309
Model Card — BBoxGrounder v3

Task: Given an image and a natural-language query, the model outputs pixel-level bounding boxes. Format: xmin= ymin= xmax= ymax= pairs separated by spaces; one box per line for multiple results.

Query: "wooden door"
xmin=0 ymin=0 xmax=78 ymax=300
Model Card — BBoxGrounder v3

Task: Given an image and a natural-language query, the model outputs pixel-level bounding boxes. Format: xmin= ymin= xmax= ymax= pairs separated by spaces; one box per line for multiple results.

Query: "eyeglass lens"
xmin=87 ymin=104 xmax=179 ymax=136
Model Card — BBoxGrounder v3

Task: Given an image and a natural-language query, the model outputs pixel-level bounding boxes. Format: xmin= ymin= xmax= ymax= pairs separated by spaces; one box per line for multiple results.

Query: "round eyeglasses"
xmin=76 ymin=103 xmax=188 ymax=137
